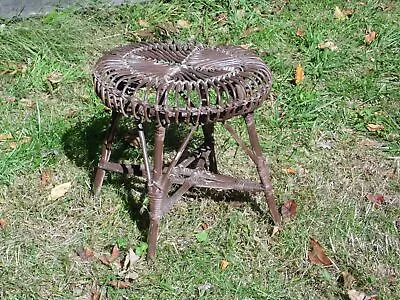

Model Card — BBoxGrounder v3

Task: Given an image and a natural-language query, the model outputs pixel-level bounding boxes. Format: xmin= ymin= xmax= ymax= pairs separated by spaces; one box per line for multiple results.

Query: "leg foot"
xmin=93 ymin=111 xmax=121 ymax=196
xmin=244 ymin=113 xmax=282 ymax=225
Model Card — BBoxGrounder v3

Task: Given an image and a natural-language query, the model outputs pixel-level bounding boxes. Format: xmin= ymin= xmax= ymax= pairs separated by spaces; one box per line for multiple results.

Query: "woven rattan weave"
xmin=92 ymin=42 xmax=281 ymax=261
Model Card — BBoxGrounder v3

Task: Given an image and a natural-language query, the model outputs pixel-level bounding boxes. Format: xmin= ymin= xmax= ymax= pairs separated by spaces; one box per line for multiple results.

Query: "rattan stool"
xmin=92 ymin=42 xmax=282 ymax=260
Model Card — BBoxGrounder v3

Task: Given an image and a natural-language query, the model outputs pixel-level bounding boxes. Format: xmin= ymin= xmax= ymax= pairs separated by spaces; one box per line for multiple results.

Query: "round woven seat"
xmin=93 ymin=42 xmax=272 ymax=124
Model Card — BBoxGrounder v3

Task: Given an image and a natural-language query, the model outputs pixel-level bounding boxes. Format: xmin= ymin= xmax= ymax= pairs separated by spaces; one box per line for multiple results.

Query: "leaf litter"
xmin=100 ymin=245 xmax=141 ymax=289
xmin=308 ymin=238 xmax=333 ymax=266
xmin=281 ymin=200 xmax=297 ymax=219
xmin=48 ymin=182 xmax=72 ymax=200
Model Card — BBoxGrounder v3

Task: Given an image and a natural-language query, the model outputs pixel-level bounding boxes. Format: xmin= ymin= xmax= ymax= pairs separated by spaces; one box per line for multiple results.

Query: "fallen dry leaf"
xmin=47 ymin=72 xmax=63 ymax=84
xmin=281 ymin=200 xmax=297 ymax=219
xmin=342 ymin=271 xmax=356 ymax=289
xmin=318 ymin=41 xmax=338 ymax=51
xmin=348 ymin=289 xmax=377 ymax=300
xmin=137 ymin=19 xmax=149 ymax=27
xmin=239 ymin=44 xmax=251 ymax=50
xmin=134 ymin=28 xmax=155 ymax=39
xmin=242 ymin=26 xmax=261 ymax=37
xmin=282 ymin=167 xmax=296 ymax=175
xmin=220 ymin=260 xmax=229 ymax=270
xmin=40 ymin=170 xmax=52 ymax=186
xmin=270 ymin=225 xmax=281 ymax=238
xmin=296 ymin=27 xmax=304 ymax=37
xmin=215 ymin=13 xmax=227 ymax=25
xmin=367 ymin=123 xmax=384 ymax=132
xmin=76 ymin=247 xmax=95 ymax=260
xmin=0 ymin=133 xmax=13 ymax=141
xmin=109 ymin=280 xmax=130 ymax=289
xmin=295 ymin=64 xmax=304 ymax=85
xmin=19 ymin=98 xmax=35 ymax=108
xmin=308 ymin=238 xmax=333 ymax=266
xmin=334 ymin=7 xmax=353 ymax=19
xmin=122 ymin=248 xmax=140 ymax=271
xmin=21 ymin=136 xmax=32 ymax=144
xmin=91 ymin=288 xmax=100 ymax=300
xmin=366 ymin=193 xmax=385 ymax=205
xmin=111 ymin=244 xmax=120 ymax=260
xmin=99 ymin=244 xmax=121 ymax=268
xmin=200 ymin=223 xmax=209 ymax=230
xmin=0 ymin=218 xmax=6 ymax=229
xmin=365 ymin=31 xmax=377 ymax=44
xmin=8 ymin=141 xmax=17 ymax=149
xmin=334 ymin=6 xmax=346 ymax=20
xmin=176 ymin=19 xmax=190 ymax=29
xmin=48 ymin=182 xmax=72 ymax=200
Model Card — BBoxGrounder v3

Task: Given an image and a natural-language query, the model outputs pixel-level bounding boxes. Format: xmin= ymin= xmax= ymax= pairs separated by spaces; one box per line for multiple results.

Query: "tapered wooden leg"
xmin=93 ymin=111 xmax=121 ymax=196
xmin=244 ymin=113 xmax=282 ymax=225
xmin=147 ymin=124 xmax=166 ymax=261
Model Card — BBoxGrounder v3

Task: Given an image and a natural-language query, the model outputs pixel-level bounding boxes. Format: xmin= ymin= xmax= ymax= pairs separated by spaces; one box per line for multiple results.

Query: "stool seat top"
xmin=93 ymin=42 xmax=272 ymax=124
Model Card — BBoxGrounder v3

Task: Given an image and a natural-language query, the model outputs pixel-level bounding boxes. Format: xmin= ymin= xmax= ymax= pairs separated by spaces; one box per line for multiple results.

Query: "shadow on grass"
xmin=62 ymin=113 xmax=273 ymax=239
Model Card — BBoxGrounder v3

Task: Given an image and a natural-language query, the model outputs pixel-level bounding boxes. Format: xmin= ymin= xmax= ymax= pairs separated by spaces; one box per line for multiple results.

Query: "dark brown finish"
xmin=92 ymin=42 xmax=282 ymax=261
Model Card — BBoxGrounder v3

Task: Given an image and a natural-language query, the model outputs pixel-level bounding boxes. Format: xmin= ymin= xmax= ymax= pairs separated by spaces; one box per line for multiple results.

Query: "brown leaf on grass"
xmin=111 ymin=244 xmax=120 ymax=260
xmin=342 ymin=271 xmax=356 ymax=289
xmin=76 ymin=247 xmax=95 ymax=260
xmin=40 ymin=170 xmax=52 ymax=186
xmin=334 ymin=6 xmax=346 ymax=20
xmin=8 ymin=142 xmax=17 ymax=149
xmin=19 ymin=98 xmax=35 ymax=108
xmin=270 ymin=225 xmax=281 ymax=238
xmin=348 ymin=289 xmax=377 ymax=300
xmin=396 ymin=216 xmax=400 ymax=232
xmin=366 ymin=193 xmax=385 ymax=205
xmin=47 ymin=72 xmax=63 ymax=84
xmin=100 ymin=244 xmax=121 ymax=267
xmin=308 ymin=238 xmax=333 ymax=266
xmin=295 ymin=64 xmax=304 ymax=85
xmin=334 ymin=6 xmax=353 ymax=20
xmin=5 ymin=96 xmax=16 ymax=103
xmin=281 ymin=200 xmax=297 ymax=219
xmin=318 ymin=41 xmax=338 ymax=51
xmin=137 ymin=19 xmax=149 ymax=27
xmin=176 ymin=19 xmax=190 ymax=29
xmin=367 ymin=123 xmax=384 ymax=132
xmin=239 ymin=44 xmax=251 ymax=50
xmin=122 ymin=248 xmax=140 ymax=271
xmin=124 ymin=132 xmax=141 ymax=148
xmin=48 ymin=182 xmax=72 ymax=200
xmin=296 ymin=27 xmax=304 ymax=37
xmin=282 ymin=167 xmax=296 ymax=174
xmin=215 ymin=13 xmax=227 ymax=25
xmin=381 ymin=3 xmax=396 ymax=11
xmin=156 ymin=22 xmax=178 ymax=36
xmin=0 ymin=218 xmax=6 ymax=229
xmin=91 ymin=288 xmax=100 ymax=300
xmin=200 ymin=223 xmax=209 ymax=230
xmin=365 ymin=31 xmax=377 ymax=44
xmin=109 ymin=280 xmax=130 ymax=289
xmin=135 ymin=28 xmax=155 ymax=39
xmin=219 ymin=260 xmax=229 ymax=270
xmin=0 ymin=133 xmax=13 ymax=141
xmin=242 ymin=26 xmax=261 ymax=37
xmin=21 ymin=136 xmax=32 ymax=144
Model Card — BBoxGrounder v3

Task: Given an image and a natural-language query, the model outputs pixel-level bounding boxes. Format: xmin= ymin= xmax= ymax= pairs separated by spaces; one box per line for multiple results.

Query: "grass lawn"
xmin=0 ymin=0 xmax=399 ymax=298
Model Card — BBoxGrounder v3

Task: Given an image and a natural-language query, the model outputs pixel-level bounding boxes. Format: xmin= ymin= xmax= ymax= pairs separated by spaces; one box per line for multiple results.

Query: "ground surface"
xmin=0 ymin=0 xmax=399 ymax=299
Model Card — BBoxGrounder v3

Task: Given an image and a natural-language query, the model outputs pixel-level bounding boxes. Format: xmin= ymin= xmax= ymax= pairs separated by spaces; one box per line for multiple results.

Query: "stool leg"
xmin=244 ymin=113 xmax=282 ymax=225
xmin=202 ymin=122 xmax=218 ymax=173
xmin=147 ymin=124 xmax=166 ymax=261
xmin=93 ymin=111 xmax=121 ymax=196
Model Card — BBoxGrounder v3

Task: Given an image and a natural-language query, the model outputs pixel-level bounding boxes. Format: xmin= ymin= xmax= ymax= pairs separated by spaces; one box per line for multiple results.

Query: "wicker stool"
xmin=92 ymin=42 xmax=282 ymax=260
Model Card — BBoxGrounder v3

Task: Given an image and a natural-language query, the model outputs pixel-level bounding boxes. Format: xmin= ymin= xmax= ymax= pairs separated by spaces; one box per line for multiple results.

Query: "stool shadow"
xmin=62 ymin=114 xmax=270 ymax=238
